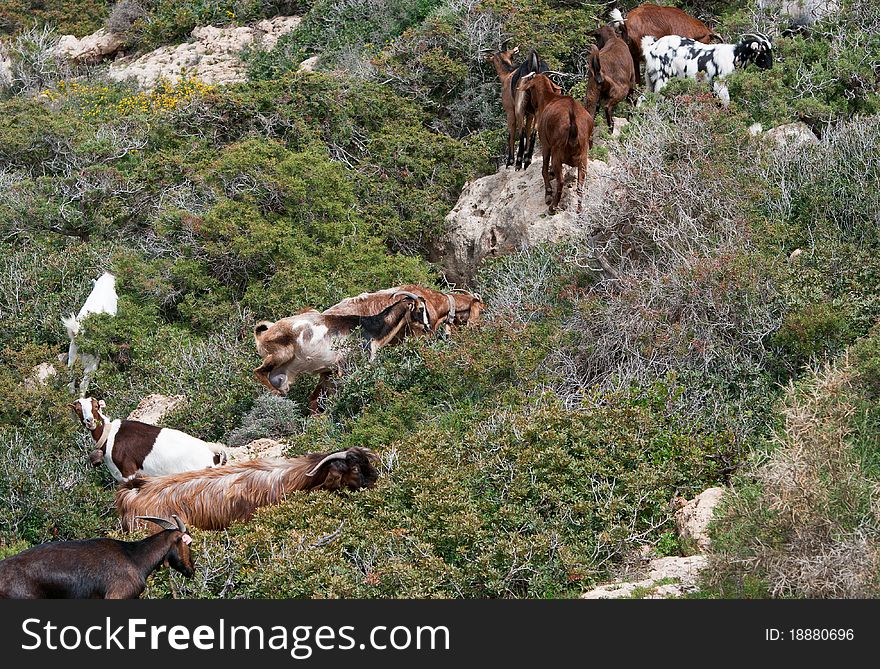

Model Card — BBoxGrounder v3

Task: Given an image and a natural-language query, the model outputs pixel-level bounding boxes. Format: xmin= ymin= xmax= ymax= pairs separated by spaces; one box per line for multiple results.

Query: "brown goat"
xmin=517 ymin=73 xmax=593 ymax=214
xmin=116 ymin=448 xmax=379 ymax=531
xmin=486 ymin=46 xmax=521 ymax=169
xmin=610 ymin=4 xmax=719 ymax=81
xmin=584 ymin=25 xmax=636 ymax=133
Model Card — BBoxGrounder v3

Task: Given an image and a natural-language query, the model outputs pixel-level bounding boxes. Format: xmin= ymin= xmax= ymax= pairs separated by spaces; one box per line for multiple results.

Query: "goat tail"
xmin=61 ymin=314 xmax=80 ymax=339
xmin=609 ymin=8 xmax=624 ymax=26
xmin=567 ymin=106 xmax=578 ymax=148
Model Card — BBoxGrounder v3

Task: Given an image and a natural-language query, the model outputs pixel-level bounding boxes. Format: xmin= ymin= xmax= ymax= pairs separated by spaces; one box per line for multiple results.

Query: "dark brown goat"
xmin=0 ymin=516 xmax=193 ymax=599
xmin=610 ymin=4 xmax=719 ymax=81
xmin=116 ymin=448 xmax=379 ymax=531
xmin=584 ymin=25 xmax=636 ymax=133
xmin=486 ymin=47 xmax=550 ymax=169
xmin=517 ymin=73 xmax=593 ymax=214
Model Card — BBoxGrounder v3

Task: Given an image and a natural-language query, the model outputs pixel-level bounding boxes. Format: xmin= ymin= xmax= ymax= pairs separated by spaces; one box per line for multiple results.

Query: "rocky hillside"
xmin=0 ymin=0 xmax=878 ymax=599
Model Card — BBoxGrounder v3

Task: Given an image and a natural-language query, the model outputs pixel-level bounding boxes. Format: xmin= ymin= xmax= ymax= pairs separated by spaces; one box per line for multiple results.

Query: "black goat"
xmin=0 ymin=516 xmax=194 ymax=599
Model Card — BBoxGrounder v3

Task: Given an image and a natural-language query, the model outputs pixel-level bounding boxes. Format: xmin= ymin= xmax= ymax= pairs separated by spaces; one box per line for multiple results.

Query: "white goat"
xmin=62 ymin=272 xmax=117 ymax=395
xmin=641 ymin=33 xmax=773 ymax=106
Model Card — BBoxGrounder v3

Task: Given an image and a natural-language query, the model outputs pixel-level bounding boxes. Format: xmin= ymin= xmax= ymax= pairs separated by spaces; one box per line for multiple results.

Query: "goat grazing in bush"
xmin=0 ymin=516 xmax=193 ymax=599
xmin=642 ymin=33 xmax=773 ymax=106
xmin=116 ymin=448 xmax=378 ymax=531
xmin=485 ymin=45 xmax=550 ymax=170
xmin=61 ymin=271 xmax=117 ymax=396
xmin=71 ymin=397 xmax=228 ymax=482
xmin=254 ymin=291 xmax=424 ymax=412
xmin=585 ymin=24 xmax=636 ymax=133
xmin=324 ymin=285 xmax=483 ymax=342
xmin=517 ymin=73 xmax=593 ymax=214
xmin=610 ymin=4 xmax=720 ymax=81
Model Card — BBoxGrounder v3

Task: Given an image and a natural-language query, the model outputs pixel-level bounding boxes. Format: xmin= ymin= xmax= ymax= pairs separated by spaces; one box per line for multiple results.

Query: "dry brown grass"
xmin=707 ymin=358 xmax=880 ymax=598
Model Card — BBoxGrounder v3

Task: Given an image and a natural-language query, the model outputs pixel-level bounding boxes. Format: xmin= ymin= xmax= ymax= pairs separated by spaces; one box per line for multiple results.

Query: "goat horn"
xmin=306 ymin=451 xmax=349 ymax=477
xmin=172 ymin=514 xmax=187 ymax=534
xmin=135 ymin=515 xmax=177 ymax=531
xmin=392 ymin=290 xmax=426 ymax=302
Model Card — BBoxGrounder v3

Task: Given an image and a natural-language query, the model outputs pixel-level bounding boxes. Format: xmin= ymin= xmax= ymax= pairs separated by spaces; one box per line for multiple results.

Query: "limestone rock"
xmin=758 ymin=0 xmax=839 ymax=27
xmin=581 ymin=555 xmax=707 ymax=599
xmin=52 ymin=29 xmax=125 ymax=64
xmin=610 ymin=116 xmax=629 ymax=138
xmin=674 ymin=487 xmax=725 ymax=552
xmin=298 ymin=55 xmax=319 ymax=73
xmin=226 ymin=437 xmax=286 ymax=462
xmin=0 ymin=40 xmax=11 ymax=88
xmin=440 ymin=152 xmax=614 ymax=284
xmin=764 ymin=122 xmax=818 ymax=149
xmin=127 ymin=393 xmax=186 ymax=425
xmin=108 ymin=15 xmax=301 ymax=89
xmin=24 ymin=362 xmax=58 ymax=391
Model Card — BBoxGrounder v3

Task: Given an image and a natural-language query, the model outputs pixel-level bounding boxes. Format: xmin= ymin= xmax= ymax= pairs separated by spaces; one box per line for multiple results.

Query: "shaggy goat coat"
xmin=116 ymin=448 xmax=378 ymax=531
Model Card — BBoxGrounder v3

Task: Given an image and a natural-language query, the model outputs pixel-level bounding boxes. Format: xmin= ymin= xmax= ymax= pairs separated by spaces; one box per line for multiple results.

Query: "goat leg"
xmin=542 ymin=149 xmax=552 ymax=206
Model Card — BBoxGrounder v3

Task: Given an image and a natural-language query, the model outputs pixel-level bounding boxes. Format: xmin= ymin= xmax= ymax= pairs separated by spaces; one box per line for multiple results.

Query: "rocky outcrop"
xmin=108 ymin=15 xmax=301 ymax=89
xmin=52 ymin=29 xmax=125 ymax=64
xmin=582 ymin=555 xmax=707 ymax=599
xmin=440 ymin=153 xmax=614 ymax=284
xmin=758 ymin=0 xmax=839 ymax=26
xmin=674 ymin=487 xmax=725 ymax=552
xmin=226 ymin=437 xmax=286 ymax=462
xmin=298 ymin=55 xmax=319 ymax=73
xmin=127 ymin=393 xmax=186 ymax=425
xmin=764 ymin=121 xmax=819 ymax=149
xmin=0 ymin=40 xmax=11 ymax=88
xmin=23 ymin=362 xmax=58 ymax=392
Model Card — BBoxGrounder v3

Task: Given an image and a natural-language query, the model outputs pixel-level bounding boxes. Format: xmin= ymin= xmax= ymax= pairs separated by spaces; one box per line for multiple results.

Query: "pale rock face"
xmin=764 ymin=122 xmax=819 ymax=149
xmin=758 ymin=0 xmax=839 ymax=26
xmin=226 ymin=438 xmax=286 ymax=462
xmin=440 ymin=151 xmax=614 ymax=284
xmin=24 ymin=363 xmax=58 ymax=392
xmin=674 ymin=487 xmax=725 ymax=552
xmin=298 ymin=55 xmax=320 ymax=73
xmin=127 ymin=393 xmax=186 ymax=425
xmin=52 ymin=28 xmax=125 ymax=64
xmin=581 ymin=555 xmax=708 ymax=599
xmin=108 ymin=15 xmax=302 ymax=89
xmin=0 ymin=40 xmax=11 ymax=88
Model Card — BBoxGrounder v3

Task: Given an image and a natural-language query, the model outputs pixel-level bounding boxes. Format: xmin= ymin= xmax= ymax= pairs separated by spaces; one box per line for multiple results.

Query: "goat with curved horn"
xmin=306 ymin=451 xmax=350 ymax=477
xmin=134 ymin=515 xmax=178 ymax=531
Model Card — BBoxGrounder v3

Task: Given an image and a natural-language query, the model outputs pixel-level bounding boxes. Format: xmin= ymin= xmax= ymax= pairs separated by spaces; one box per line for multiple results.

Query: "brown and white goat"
xmin=610 ymin=4 xmax=719 ymax=81
xmin=486 ymin=46 xmax=551 ymax=170
xmin=0 ymin=516 xmax=193 ymax=599
xmin=71 ymin=397 xmax=227 ymax=482
xmin=584 ymin=25 xmax=636 ymax=133
xmin=116 ymin=448 xmax=378 ymax=531
xmin=517 ymin=73 xmax=593 ymax=214
xmin=253 ymin=291 xmax=423 ymax=412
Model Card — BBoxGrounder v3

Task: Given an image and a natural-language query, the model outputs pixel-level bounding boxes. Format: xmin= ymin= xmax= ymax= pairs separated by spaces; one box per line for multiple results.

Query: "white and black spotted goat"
xmin=641 ymin=33 xmax=773 ymax=106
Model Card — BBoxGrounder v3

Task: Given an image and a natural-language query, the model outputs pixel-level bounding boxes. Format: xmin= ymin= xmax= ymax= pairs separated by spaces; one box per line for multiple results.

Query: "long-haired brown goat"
xmin=517 ymin=73 xmax=593 ymax=214
xmin=116 ymin=448 xmax=378 ymax=531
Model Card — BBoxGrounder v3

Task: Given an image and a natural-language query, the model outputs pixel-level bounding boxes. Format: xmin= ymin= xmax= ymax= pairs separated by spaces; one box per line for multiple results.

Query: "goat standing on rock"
xmin=0 ymin=516 xmax=193 ymax=599
xmin=485 ymin=45 xmax=550 ymax=170
xmin=71 ymin=397 xmax=228 ymax=482
xmin=517 ymin=73 xmax=593 ymax=214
